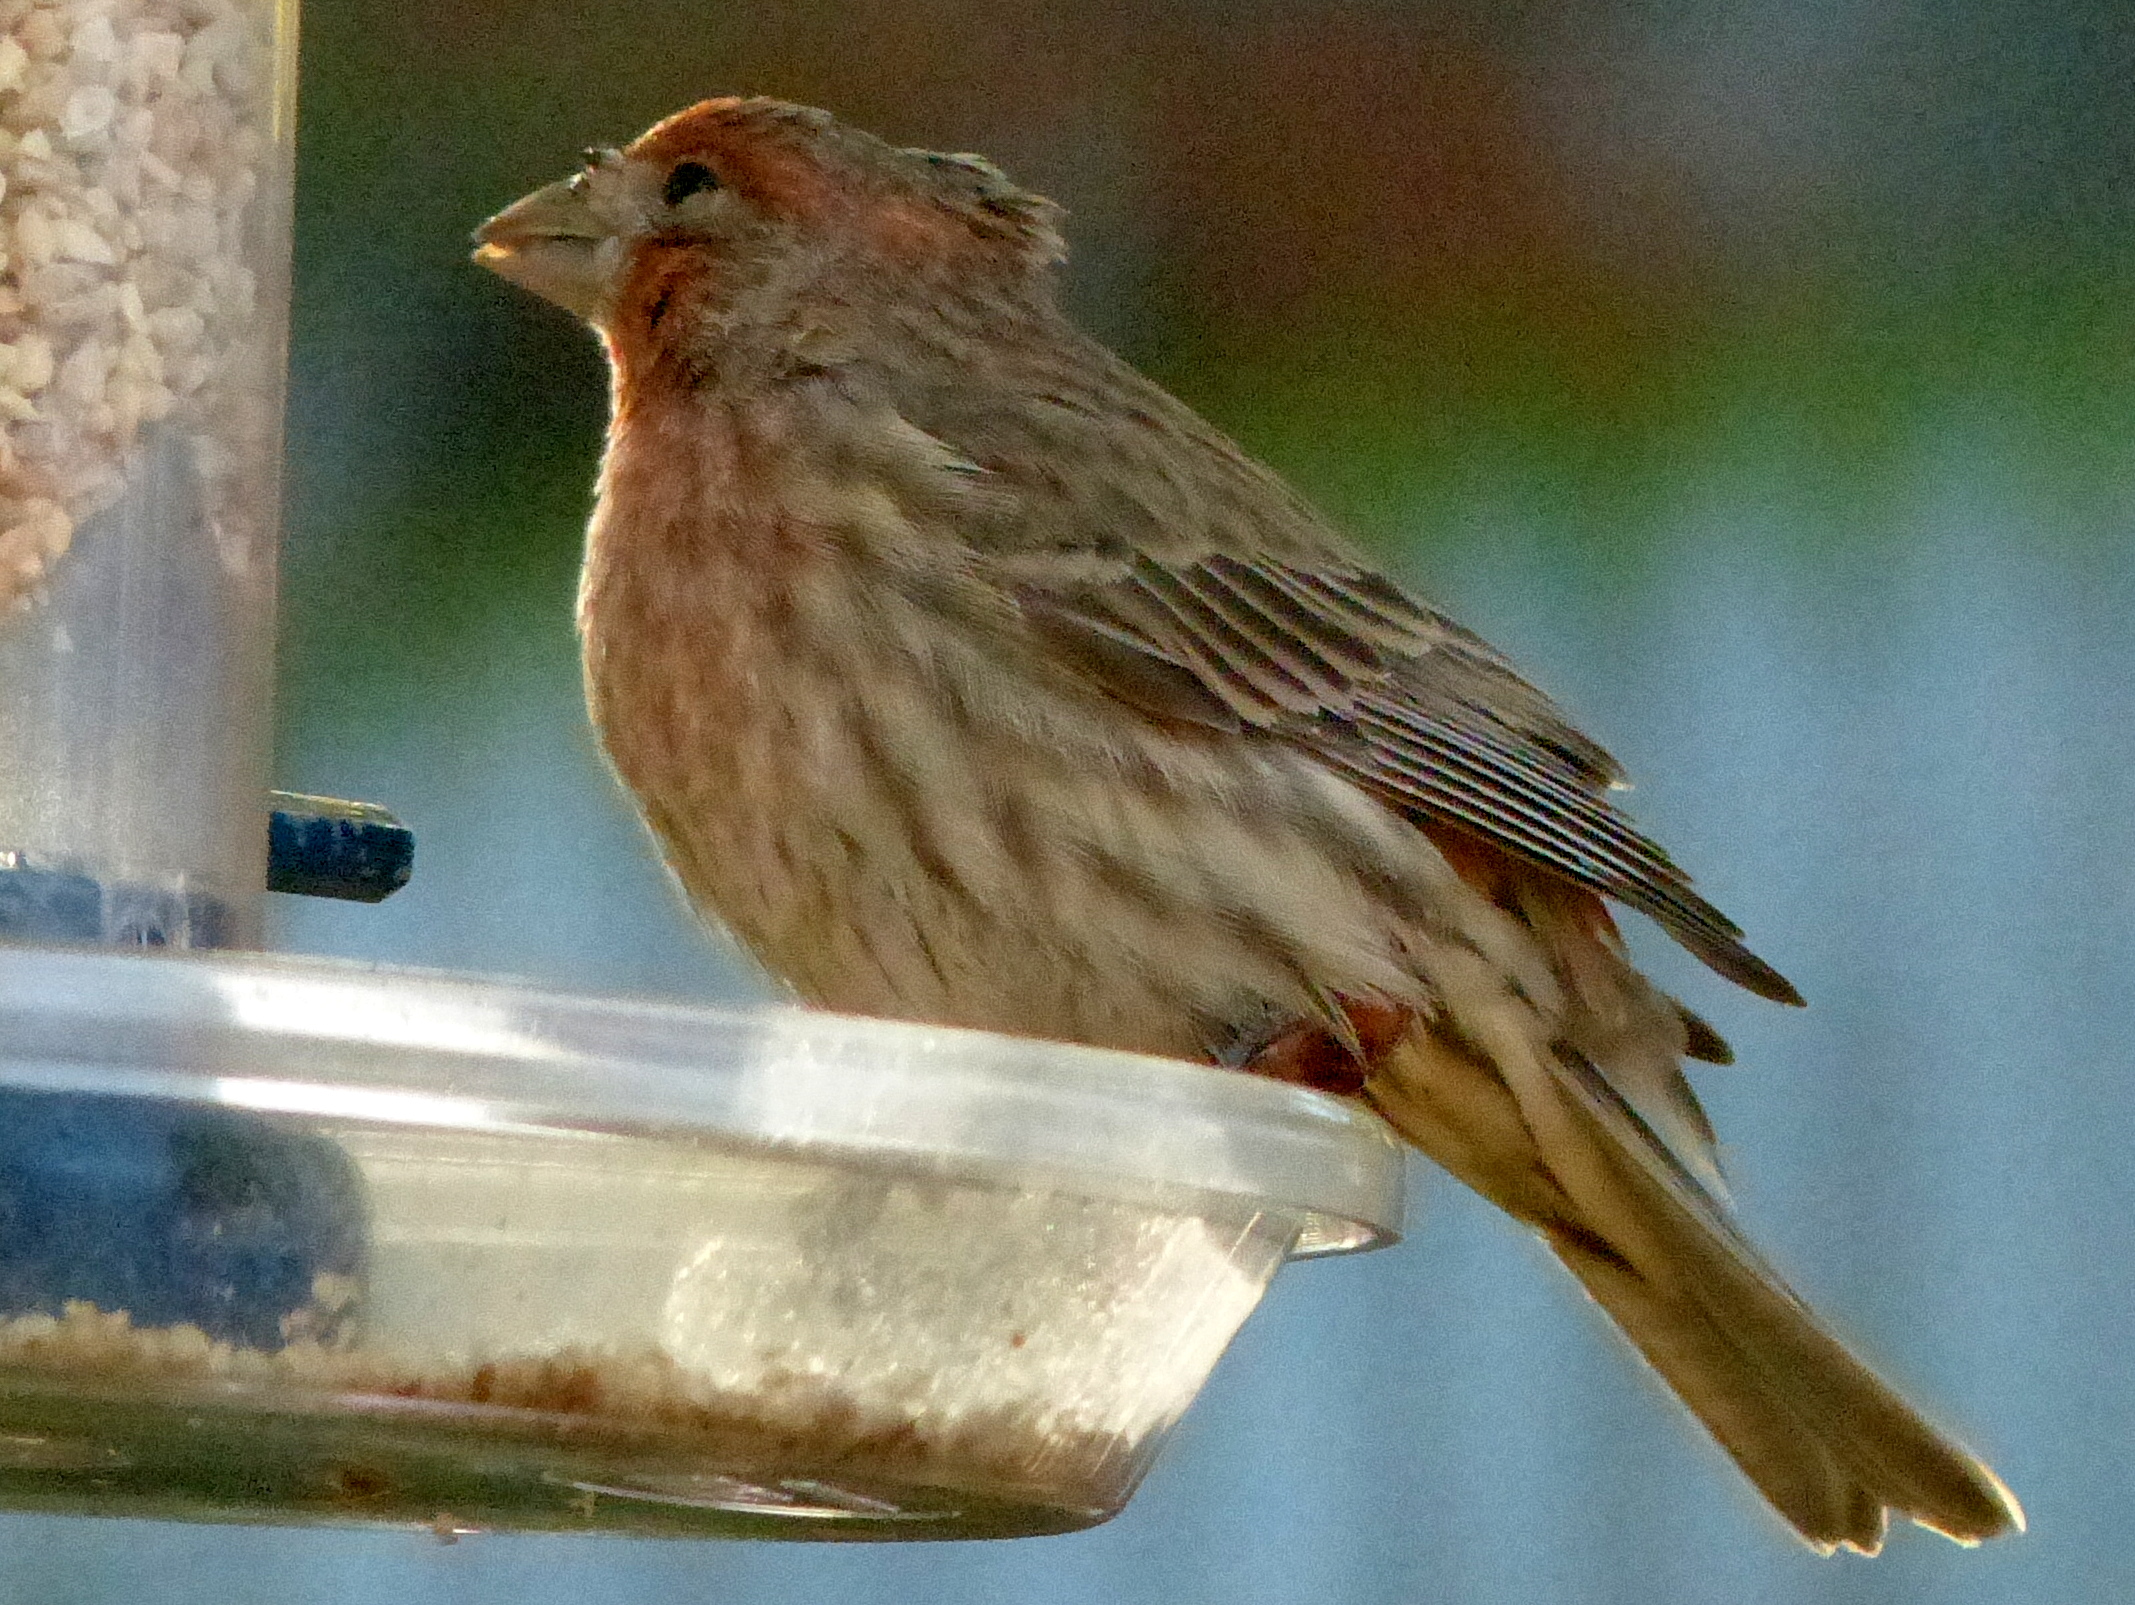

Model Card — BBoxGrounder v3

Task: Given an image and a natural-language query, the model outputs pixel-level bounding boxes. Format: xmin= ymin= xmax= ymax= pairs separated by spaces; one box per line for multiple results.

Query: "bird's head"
xmin=473 ymin=97 xmax=1065 ymax=373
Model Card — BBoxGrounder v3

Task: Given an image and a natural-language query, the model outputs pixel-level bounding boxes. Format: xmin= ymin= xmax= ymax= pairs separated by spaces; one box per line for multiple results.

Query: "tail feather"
xmin=1369 ymin=1027 xmax=2023 ymax=1552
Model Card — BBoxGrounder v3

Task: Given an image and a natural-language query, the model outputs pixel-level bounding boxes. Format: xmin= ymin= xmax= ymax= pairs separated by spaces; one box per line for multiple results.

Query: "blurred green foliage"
xmin=1181 ymin=259 xmax=2135 ymax=557
xmin=274 ymin=0 xmax=2134 ymax=742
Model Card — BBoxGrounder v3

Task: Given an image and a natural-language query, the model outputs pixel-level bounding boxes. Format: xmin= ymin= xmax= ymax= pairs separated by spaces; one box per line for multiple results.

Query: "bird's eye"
xmin=662 ymin=161 xmax=720 ymax=208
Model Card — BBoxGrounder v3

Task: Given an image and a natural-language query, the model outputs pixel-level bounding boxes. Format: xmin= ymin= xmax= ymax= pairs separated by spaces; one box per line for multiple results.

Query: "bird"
xmin=472 ymin=96 xmax=2022 ymax=1553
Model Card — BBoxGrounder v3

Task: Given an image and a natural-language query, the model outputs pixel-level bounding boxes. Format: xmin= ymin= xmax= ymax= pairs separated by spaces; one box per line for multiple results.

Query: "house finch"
xmin=473 ymin=97 xmax=2021 ymax=1553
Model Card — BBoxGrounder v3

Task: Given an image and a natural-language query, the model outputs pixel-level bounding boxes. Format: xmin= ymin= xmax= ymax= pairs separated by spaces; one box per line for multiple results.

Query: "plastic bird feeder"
xmin=0 ymin=0 xmax=1404 ymax=1540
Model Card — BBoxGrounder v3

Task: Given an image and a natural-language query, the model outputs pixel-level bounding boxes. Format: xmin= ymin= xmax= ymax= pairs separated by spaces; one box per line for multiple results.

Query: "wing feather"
xmin=872 ymin=352 xmax=1797 ymax=1004
xmin=1020 ymin=552 xmax=1800 ymax=1005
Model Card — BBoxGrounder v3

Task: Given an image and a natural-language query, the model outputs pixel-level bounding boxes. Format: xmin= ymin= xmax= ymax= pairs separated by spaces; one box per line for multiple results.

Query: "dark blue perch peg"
xmin=265 ymin=791 xmax=414 ymax=903
xmin=0 ymin=793 xmax=411 ymax=945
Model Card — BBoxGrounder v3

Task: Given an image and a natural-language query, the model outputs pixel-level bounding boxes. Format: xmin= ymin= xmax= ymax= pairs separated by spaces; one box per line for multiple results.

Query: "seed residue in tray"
xmin=0 ymin=1301 xmax=1136 ymax=1516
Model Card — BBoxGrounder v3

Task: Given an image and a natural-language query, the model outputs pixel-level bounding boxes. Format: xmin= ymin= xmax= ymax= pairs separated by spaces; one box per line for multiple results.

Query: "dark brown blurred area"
xmin=284 ymin=0 xmax=2128 ymax=629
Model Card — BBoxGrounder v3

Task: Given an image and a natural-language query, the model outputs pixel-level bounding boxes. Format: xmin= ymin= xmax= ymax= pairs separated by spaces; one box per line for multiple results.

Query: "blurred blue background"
xmin=11 ymin=0 xmax=2133 ymax=1599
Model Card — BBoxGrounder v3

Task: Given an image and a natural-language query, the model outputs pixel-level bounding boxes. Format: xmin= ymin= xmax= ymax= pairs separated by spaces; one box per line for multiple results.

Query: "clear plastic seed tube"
xmin=0 ymin=0 xmax=296 ymax=948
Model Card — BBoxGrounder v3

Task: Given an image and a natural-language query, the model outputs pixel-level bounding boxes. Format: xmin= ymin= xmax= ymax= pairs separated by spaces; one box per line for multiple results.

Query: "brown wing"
xmin=871 ymin=339 xmax=1797 ymax=1005
xmin=1015 ymin=549 xmax=1801 ymax=1006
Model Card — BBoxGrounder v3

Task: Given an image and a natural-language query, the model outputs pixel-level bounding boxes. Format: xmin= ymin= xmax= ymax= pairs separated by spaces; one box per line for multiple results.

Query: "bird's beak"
xmin=473 ymin=178 xmax=614 ymax=322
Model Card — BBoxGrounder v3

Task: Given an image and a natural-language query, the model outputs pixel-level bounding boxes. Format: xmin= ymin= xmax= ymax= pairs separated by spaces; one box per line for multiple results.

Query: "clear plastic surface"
xmin=0 ymin=945 xmax=1406 ymax=1537
xmin=0 ymin=0 xmax=298 ymax=946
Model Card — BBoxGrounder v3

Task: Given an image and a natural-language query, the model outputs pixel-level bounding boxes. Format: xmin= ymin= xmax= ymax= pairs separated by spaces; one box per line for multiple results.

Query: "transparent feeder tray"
xmin=0 ymin=944 xmax=1404 ymax=1540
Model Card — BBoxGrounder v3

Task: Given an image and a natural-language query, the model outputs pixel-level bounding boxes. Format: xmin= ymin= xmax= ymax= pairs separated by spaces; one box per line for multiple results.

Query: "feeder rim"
xmin=0 ymin=944 xmax=1406 ymax=1257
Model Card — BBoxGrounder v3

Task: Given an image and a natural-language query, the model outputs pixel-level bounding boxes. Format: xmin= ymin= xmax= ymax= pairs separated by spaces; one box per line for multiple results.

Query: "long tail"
xmin=1365 ymin=961 xmax=2022 ymax=1552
